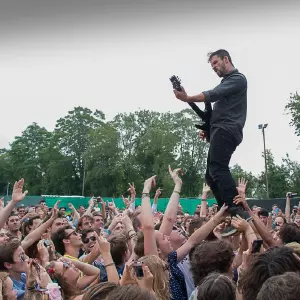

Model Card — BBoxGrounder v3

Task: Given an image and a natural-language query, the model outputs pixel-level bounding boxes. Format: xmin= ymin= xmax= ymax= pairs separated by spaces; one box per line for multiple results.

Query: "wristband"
xmin=173 ymin=190 xmax=180 ymax=195
xmin=105 ymin=262 xmax=115 ymax=268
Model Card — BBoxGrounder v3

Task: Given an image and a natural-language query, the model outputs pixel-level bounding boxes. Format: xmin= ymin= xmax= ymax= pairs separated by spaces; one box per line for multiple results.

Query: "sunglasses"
xmin=82 ymin=235 xmax=97 ymax=244
xmin=65 ymin=230 xmax=79 ymax=239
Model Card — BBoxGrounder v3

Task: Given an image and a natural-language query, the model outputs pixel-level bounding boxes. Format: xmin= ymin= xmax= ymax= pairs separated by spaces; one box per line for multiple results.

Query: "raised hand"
xmin=51 ymin=200 xmax=60 ymax=219
xmin=12 ymin=178 xmax=28 ymax=203
xmin=122 ymin=195 xmax=130 ymax=208
xmin=231 ymin=215 xmax=250 ymax=232
xmin=155 ymin=187 xmax=162 ymax=198
xmin=168 ymin=165 xmax=183 ymax=185
xmin=202 ymin=182 xmax=211 ymax=194
xmin=237 ymin=178 xmax=248 ymax=196
xmin=0 ymin=197 xmax=4 ymax=209
xmin=127 ymin=183 xmax=136 ymax=195
xmin=143 ymin=175 xmax=157 ymax=194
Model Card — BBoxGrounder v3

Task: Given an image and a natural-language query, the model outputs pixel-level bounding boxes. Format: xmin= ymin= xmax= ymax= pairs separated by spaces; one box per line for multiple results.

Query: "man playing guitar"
xmin=173 ymin=49 xmax=250 ymax=236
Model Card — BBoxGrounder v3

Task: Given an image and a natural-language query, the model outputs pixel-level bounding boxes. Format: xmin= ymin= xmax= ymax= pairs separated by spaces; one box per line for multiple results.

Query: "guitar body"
xmin=170 ymin=75 xmax=212 ymax=142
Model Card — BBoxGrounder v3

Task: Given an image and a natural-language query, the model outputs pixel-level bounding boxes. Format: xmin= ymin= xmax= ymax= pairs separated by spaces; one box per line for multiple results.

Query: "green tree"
xmin=84 ymin=123 xmax=124 ymax=196
xmin=173 ymin=109 xmax=208 ymax=197
xmin=285 ymin=92 xmax=300 ymax=140
xmin=8 ymin=123 xmax=52 ymax=194
xmin=258 ymin=150 xmax=289 ymax=199
xmin=54 ymin=107 xmax=105 ymax=194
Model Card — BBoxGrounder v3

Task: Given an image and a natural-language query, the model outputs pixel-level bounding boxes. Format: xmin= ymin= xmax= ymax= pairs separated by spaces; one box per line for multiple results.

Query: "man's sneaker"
xmin=228 ymin=205 xmax=252 ymax=222
xmin=220 ymin=225 xmax=238 ymax=237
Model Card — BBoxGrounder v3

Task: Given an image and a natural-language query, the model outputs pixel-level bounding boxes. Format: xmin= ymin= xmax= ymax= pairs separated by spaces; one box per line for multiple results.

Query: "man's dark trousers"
xmin=205 ymin=128 xmax=238 ymax=208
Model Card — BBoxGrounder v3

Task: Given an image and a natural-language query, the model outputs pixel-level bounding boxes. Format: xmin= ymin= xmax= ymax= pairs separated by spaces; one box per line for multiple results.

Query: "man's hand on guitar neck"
xmin=173 ymin=86 xmax=188 ymax=102
xmin=199 ymin=130 xmax=207 ymax=141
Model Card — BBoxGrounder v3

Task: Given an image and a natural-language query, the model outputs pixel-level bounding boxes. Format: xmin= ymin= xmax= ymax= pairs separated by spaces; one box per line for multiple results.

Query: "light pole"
xmin=6 ymin=182 xmax=10 ymax=196
xmin=258 ymin=124 xmax=269 ymax=199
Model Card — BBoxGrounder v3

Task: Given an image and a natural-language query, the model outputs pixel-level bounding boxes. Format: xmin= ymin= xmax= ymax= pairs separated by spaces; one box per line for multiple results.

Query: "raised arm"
xmin=21 ymin=201 xmax=60 ymax=250
xmin=152 ymin=188 xmax=162 ymax=215
xmin=285 ymin=192 xmax=291 ymax=223
xmin=200 ymin=183 xmax=210 ymax=217
xmin=159 ymin=166 xmax=182 ymax=236
xmin=0 ymin=179 xmax=28 ymax=230
xmin=141 ymin=176 xmax=158 ymax=256
xmin=176 ymin=204 xmax=228 ymax=262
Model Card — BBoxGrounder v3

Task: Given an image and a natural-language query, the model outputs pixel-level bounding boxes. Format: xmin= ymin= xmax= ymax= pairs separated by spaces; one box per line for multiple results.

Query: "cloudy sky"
xmin=0 ymin=0 xmax=299 ymax=175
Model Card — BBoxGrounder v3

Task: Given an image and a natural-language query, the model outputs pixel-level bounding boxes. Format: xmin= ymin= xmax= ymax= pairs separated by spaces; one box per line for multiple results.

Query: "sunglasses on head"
xmin=82 ymin=235 xmax=97 ymax=244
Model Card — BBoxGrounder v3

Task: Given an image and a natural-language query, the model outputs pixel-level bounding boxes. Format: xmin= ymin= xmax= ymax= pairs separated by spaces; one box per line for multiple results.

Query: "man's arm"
xmin=202 ymin=74 xmax=247 ymax=103
xmin=174 ymin=73 xmax=246 ymax=103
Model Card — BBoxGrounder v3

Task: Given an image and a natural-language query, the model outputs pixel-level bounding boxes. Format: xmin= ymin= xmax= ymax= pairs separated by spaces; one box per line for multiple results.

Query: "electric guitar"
xmin=170 ymin=75 xmax=212 ymax=141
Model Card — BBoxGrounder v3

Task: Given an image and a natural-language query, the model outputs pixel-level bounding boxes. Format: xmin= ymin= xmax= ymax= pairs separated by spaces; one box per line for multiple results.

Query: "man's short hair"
xmin=52 ymin=226 xmax=72 ymax=255
xmin=207 ymin=49 xmax=234 ymax=66
xmin=0 ymin=239 xmax=21 ymax=270
xmin=257 ymin=272 xmax=300 ymax=300
xmin=109 ymin=235 xmax=128 ymax=266
xmin=258 ymin=208 xmax=269 ymax=218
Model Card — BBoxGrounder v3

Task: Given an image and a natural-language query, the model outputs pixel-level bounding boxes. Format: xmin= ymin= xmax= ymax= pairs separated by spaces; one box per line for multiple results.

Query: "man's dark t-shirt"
xmin=202 ymin=68 xmax=247 ymax=145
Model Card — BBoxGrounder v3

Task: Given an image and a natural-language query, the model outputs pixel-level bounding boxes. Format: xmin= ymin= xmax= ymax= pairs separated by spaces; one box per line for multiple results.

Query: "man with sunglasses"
xmin=52 ymin=226 xmax=83 ymax=260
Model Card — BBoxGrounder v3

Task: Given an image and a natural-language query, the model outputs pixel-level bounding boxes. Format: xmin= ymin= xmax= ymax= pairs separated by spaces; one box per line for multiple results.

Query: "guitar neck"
xmin=188 ymin=103 xmax=206 ymax=119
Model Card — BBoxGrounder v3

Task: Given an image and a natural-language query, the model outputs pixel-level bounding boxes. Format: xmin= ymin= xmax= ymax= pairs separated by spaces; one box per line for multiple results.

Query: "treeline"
xmin=0 ymin=93 xmax=299 ymax=198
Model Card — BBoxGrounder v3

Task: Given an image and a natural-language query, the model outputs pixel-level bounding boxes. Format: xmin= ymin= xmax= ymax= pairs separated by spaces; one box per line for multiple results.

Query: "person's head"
xmin=109 ymin=235 xmax=130 ymax=266
xmin=197 ymin=272 xmax=236 ymax=300
xmin=78 ymin=205 xmax=86 ymax=216
xmin=193 ymin=211 xmax=200 ymax=219
xmin=155 ymin=231 xmax=173 ymax=257
xmin=275 ymin=216 xmax=286 ymax=230
xmin=36 ymin=207 xmax=46 ymax=219
xmin=21 ymin=216 xmax=42 ymax=237
xmin=17 ymin=206 xmax=25 ymax=218
xmin=238 ymin=246 xmax=300 ymax=300
xmin=278 ymin=223 xmax=300 ymax=245
xmin=258 ymin=208 xmax=269 ymax=226
xmin=0 ymin=272 xmax=17 ymax=300
xmin=59 ymin=207 xmax=66 ymax=216
xmin=46 ymin=260 xmax=81 ymax=298
xmin=0 ymin=239 xmax=28 ymax=274
xmin=294 ymin=213 xmax=300 ymax=227
xmin=132 ymin=208 xmax=142 ymax=232
xmin=92 ymin=212 xmax=104 ymax=230
xmin=138 ymin=255 xmax=169 ymax=300
xmin=188 ymin=218 xmax=206 ymax=236
xmin=176 ymin=211 xmax=184 ymax=225
xmin=190 ymin=240 xmax=234 ymax=286
xmin=257 ymin=272 xmax=300 ymax=300
xmin=0 ymin=229 xmax=10 ymax=244
xmin=208 ymin=49 xmax=234 ymax=77
xmin=81 ymin=229 xmax=97 ymax=254
xmin=52 ymin=226 xmax=82 ymax=256
xmin=39 ymin=200 xmax=46 ymax=208
xmin=43 ymin=213 xmax=65 ymax=235
xmin=169 ymin=226 xmax=187 ymax=250
xmin=78 ymin=216 xmax=94 ymax=231
xmin=6 ymin=215 xmax=20 ymax=233
xmin=82 ymin=282 xmax=157 ymax=300
xmin=183 ymin=216 xmax=193 ymax=232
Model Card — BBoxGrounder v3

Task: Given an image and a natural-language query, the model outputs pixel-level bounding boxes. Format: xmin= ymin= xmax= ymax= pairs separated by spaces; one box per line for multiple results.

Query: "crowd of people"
xmin=0 ymin=168 xmax=299 ymax=300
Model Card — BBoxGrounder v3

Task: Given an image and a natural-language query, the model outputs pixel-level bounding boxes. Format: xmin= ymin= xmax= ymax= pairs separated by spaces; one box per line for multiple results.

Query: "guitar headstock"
xmin=169 ymin=75 xmax=182 ymax=92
